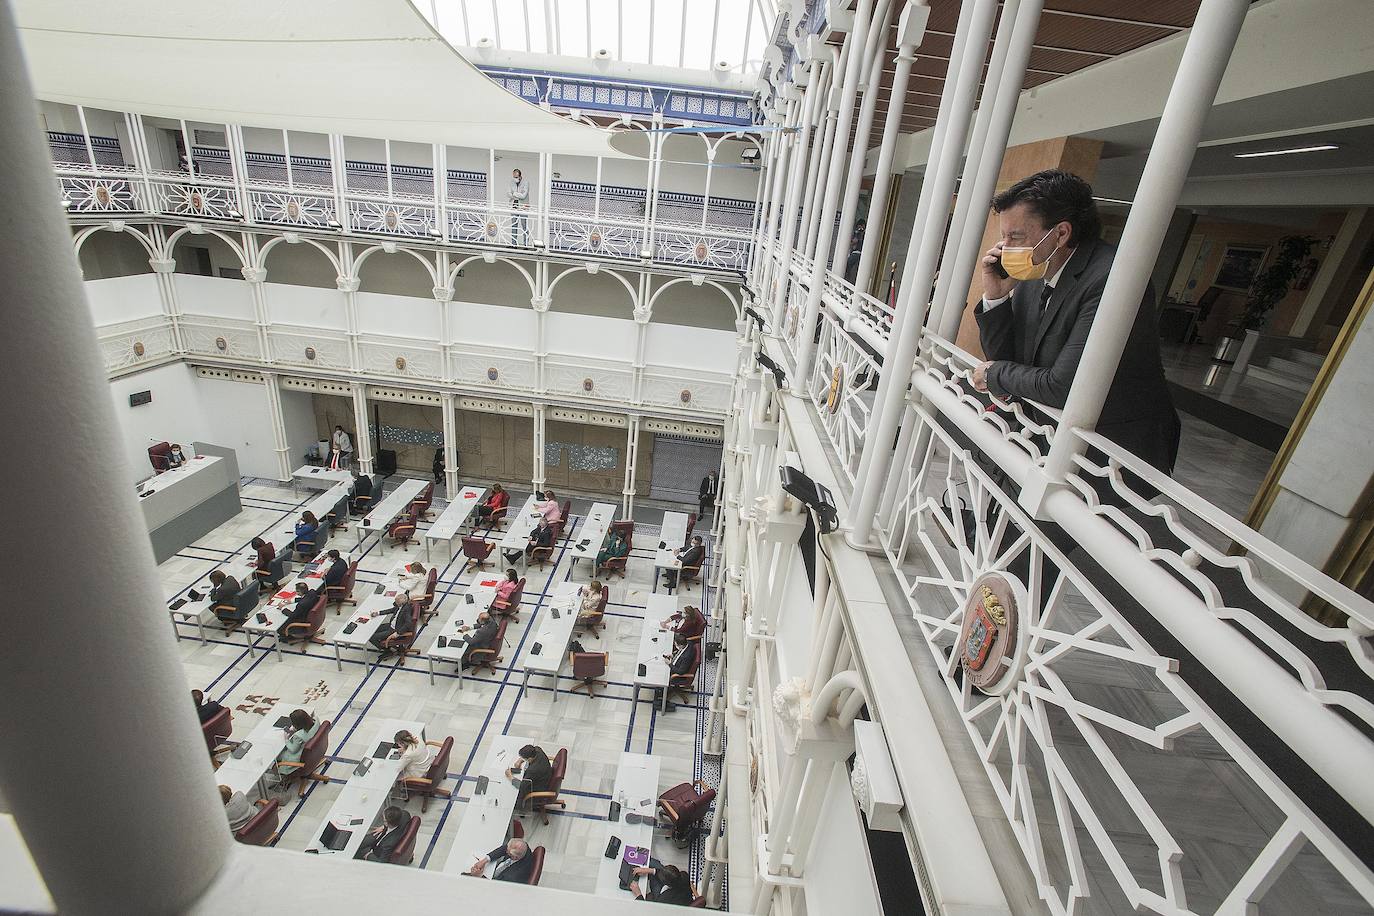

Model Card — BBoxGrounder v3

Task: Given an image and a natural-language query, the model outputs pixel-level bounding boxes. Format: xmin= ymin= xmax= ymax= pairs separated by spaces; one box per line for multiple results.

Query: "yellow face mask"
xmin=1000 ymin=229 xmax=1058 ymax=281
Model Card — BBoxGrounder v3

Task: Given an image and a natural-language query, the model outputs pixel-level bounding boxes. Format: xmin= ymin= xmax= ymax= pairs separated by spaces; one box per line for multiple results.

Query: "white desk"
xmin=634 ymin=595 xmax=677 ymax=712
xmin=520 ymin=580 xmax=582 ymax=700
xmin=357 ymin=478 xmax=428 ymax=547
xmin=567 ymin=501 xmax=617 ymax=572
xmin=496 ymin=494 xmax=543 ymax=571
xmin=653 ymin=511 xmax=691 ymax=591
xmin=138 ymin=455 xmax=224 ymax=522
xmin=330 ymin=558 xmax=422 ymax=670
xmin=422 ymin=577 xmax=501 ymax=686
xmin=441 ymin=734 xmax=531 ymax=876
xmin=139 ymin=455 xmax=242 ymax=563
xmin=304 ymin=718 xmax=425 ymax=858
xmin=215 ymin=700 xmax=320 ymax=798
xmin=596 ymin=753 xmax=662 ymax=897
xmin=423 ymin=485 xmax=486 ymax=561
xmin=293 ymin=464 xmax=353 ymax=491
xmin=238 ymin=586 xmax=299 ymax=660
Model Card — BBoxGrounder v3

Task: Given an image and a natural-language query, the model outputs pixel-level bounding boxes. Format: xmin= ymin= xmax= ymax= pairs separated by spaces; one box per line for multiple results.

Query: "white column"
xmin=853 ymin=16 xmax=920 ymax=296
xmin=262 ymin=371 xmax=293 ymax=481
xmin=352 ymin=382 xmax=374 ymax=474
xmin=768 ymin=79 xmax=820 ymax=327
xmin=847 ymin=0 xmax=999 ymax=544
xmin=241 ymin=265 xmax=271 ymax=360
xmin=0 ymin=4 xmax=234 ymax=907
xmin=622 ymin=414 xmax=640 ymax=514
xmin=532 ymin=402 xmax=547 ymax=491
xmin=832 ymin=0 xmax=896 ymax=271
xmin=1035 ymin=0 xmax=1252 ymax=497
xmin=797 ymin=56 xmax=837 ymax=259
xmin=792 ymin=0 xmax=877 ymax=388
xmin=328 ymin=133 xmax=349 ymax=232
xmin=226 ymin=124 xmax=255 ymax=225
xmin=631 ymin=302 xmax=651 ymax=405
xmin=147 ymin=254 xmax=185 ymax=354
xmin=442 ymin=392 xmax=459 ymax=494
xmin=337 ymin=269 xmax=361 ymax=372
xmin=531 ymin=293 xmax=551 ymax=395
xmin=801 ymin=81 xmax=839 ymax=260
xmin=434 ymin=281 xmax=453 ymax=382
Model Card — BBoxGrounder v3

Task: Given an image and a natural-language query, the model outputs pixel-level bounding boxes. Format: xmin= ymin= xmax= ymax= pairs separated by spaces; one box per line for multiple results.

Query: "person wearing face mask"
xmin=509 ymin=168 xmax=529 ymax=245
xmin=972 ymin=169 xmax=1179 ymax=478
xmin=166 ymin=443 xmax=187 ymax=469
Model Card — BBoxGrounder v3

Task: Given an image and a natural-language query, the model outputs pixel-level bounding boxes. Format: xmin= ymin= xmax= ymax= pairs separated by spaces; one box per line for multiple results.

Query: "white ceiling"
xmin=14 ymin=0 xmax=631 ymax=157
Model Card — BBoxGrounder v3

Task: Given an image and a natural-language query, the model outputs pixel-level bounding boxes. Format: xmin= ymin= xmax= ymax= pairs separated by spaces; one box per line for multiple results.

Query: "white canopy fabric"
xmin=15 ymin=0 xmax=628 ymax=157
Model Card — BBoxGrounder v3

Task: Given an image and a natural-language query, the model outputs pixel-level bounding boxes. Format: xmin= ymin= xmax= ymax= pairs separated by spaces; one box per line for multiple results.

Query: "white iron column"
xmin=441 ymin=392 xmax=459 ymax=494
xmin=1034 ymin=0 xmax=1251 ymax=500
xmin=434 ymin=281 xmax=453 ymax=382
xmin=797 ymin=58 xmax=836 ymax=258
xmin=801 ymin=82 xmax=840 ymax=261
xmin=622 ymin=414 xmax=641 ymax=515
xmin=854 ymin=7 xmax=923 ymax=296
xmin=631 ymin=301 xmax=651 ymax=405
xmin=226 ymin=124 xmax=254 ymax=225
xmin=768 ymin=82 xmax=819 ymax=328
xmin=532 ymin=402 xmax=547 ymax=492
xmin=241 ymin=266 xmax=271 ymax=361
xmin=147 ymin=254 xmax=185 ymax=354
xmin=793 ymin=0 xmax=877 ymax=388
xmin=351 ymin=382 xmax=374 ymax=474
xmin=751 ymin=126 xmax=785 ymax=288
xmin=262 ymin=371 xmax=293 ymax=481
xmin=532 ymin=293 xmax=551 ymax=395
xmin=336 ymin=261 xmax=361 ymax=372
xmin=328 ymin=134 xmax=349 ymax=233
xmin=0 ymin=5 xmax=234 ymax=908
xmin=847 ymin=0 xmax=998 ymax=543
xmin=832 ymin=0 xmax=896 ymax=270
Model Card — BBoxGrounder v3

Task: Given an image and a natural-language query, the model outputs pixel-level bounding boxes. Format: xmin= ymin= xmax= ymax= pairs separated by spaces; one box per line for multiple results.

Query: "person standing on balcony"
xmin=971 ymin=169 xmax=1179 ymax=476
xmin=698 ymin=470 xmax=718 ymax=520
xmin=509 ymin=168 xmax=529 ymax=246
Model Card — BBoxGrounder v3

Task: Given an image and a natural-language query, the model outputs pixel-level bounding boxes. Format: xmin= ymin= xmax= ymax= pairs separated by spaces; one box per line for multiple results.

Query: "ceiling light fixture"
xmin=1234 ymin=144 xmax=1338 ymax=159
xmin=1091 ymin=195 xmax=1132 ymax=205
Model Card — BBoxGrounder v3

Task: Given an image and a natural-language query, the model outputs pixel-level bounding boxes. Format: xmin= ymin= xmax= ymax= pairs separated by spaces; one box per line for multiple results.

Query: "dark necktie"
xmin=1038 ymin=284 xmax=1053 ymax=316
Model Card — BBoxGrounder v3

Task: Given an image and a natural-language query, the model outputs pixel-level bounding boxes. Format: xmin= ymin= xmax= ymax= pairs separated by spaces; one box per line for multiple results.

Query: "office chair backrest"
xmin=234 ymin=579 xmax=261 ymax=617
xmin=560 ymin=500 xmax=572 ymax=527
xmin=526 ymin=846 xmax=546 ymax=886
xmin=202 ymin=707 xmax=232 ymax=752
xmin=235 ymin=799 xmax=280 ymax=846
xmin=610 ymin=520 xmax=635 ymax=539
xmin=148 ymin=441 xmax=172 ymax=473
xmin=422 ymin=568 xmax=438 ymax=608
xmin=596 ymin=588 xmax=608 ymax=614
xmin=388 ymin=814 xmax=421 ymax=865
xmin=571 ymin=652 xmax=607 ymax=680
xmin=549 ymin=748 xmax=568 ymax=791
xmin=303 ymin=593 xmax=327 ymax=636
xmin=329 ymin=493 xmax=350 ymax=526
xmin=509 ymin=577 xmax=526 ymax=608
xmin=339 ymin=560 xmax=358 ymax=599
xmin=424 ymin=736 xmax=453 ymax=787
xmin=686 ymin=513 xmax=697 ymax=540
xmin=300 ymin=719 xmax=331 ymax=776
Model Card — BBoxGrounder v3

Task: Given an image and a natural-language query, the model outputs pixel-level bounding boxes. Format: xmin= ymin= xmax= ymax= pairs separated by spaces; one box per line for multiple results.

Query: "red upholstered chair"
xmin=575 ymin=588 xmax=607 ymax=637
xmin=511 ymin=819 xmax=524 ymax=840
xmin=326 ymin=560 xmax=358 ymax=613
xmin=202 ymin=707 xmax=233 ymax=757
xmin=685 ymin=513 xmax=697 ymax=540
xmin=490 ymin=577 xmax=526 ymax=621
xmin=487 ymin=503 xmax=509 ymax=530
xmin=388 ymin=508 xmax=419 ymax=551
xmin=148 ymin=441 xmax=173 ymax=473
xmin=609 ymin=520 xmax=635 ymax=539
xmin=525 ymin=748 xmax=568 ymax=825
xmin=569 ymin=651 xmax=609 ymax=697
xmin=467 ymin=618 xmax=507 ymax=675
xmin=526 ymin=846 xmax=546 ymax=885
xmin=401 ymin=737 xmax=453 ymax=812
xmin=560 ymin=500 xmax=572 ymax=528
xmin=283 ymin=593 xmax=327 ymax=644
xmin=387 ymin=814 xmax=422 ymax=865
xmin=657 ymin=780 xmax=717 ymax=847
xmin=327 ymin=492 xmax=351 ymax=532
xmin=599 ymin=535 xmax=631 ymax=579
xmin=278 ymin=720 xmax=332 ymax=797
xmin=234 ymin=799 xmax=280 ymax=846
xmin=411 ymin=482 xmax=435 ymax=520
xmin=689 ymin=895 xmax=708 ymax=907
xmin=462 ymin=536 xmax=495 ymax=571
xmin=667 ymin=645 xmax=702 ymax=706
xmin=417 ymin=567 xmax=440 ymax=622
xmin=678 ymin=559 xmax=703 ymax=591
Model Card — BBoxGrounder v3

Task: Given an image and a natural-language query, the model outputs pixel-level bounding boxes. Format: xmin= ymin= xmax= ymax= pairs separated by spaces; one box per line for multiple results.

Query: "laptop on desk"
xmin=319 ymin=822 xmax=352 ymax=851
xmin=373 ymin=741 xmax=396 ymax=759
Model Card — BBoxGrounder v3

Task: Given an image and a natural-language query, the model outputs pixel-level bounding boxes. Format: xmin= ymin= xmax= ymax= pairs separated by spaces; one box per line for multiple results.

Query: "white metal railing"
xmin=807 ymin=306 xmax=879 ymax=483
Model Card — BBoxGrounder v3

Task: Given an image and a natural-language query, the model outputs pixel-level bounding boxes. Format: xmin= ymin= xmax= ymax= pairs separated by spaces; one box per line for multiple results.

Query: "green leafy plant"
xmin=1241 ymin=234 xmax=1317 ymax=331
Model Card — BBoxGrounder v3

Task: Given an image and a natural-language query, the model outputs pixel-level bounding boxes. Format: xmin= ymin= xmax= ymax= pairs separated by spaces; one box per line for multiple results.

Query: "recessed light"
xmin=1234 ymin=144 xmax=1338 ymax=159
xmin=1092 ymin=195 xmax=1132 ymax=205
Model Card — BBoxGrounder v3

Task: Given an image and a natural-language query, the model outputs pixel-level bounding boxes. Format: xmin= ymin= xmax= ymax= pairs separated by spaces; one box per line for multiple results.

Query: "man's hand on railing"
xmin=972 ymin=360 xmax=993 ymax=393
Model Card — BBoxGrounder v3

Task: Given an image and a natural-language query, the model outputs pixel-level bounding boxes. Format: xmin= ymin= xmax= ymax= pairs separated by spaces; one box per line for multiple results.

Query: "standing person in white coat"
xmin=509 ymin=168 xmax=529 ymax=245
xmin=330 ymin=425 xmax=352 ymax=469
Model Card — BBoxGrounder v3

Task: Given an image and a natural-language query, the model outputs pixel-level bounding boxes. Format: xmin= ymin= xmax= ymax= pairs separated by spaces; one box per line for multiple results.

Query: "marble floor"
xmin=1160 ymin=341 xmax=1307 ymax=428
xmin=166 ymin=474 xmax=720 ymax=898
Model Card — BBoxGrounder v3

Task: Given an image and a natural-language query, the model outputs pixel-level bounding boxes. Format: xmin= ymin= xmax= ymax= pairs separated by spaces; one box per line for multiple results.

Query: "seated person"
xmin=537 ymin=491 xmax=562 ymax=524
xmin=457 ymin=611 xmax=498 ymax=669
xmin=350 ymin=469 xmax=373 ymax=514
xmin=208 ymin=570 xmax=241 ymax=608
xmin=250 ymin=537 xmax=275 ymax=577
xmin=664 ymin=632 xmax=700 ymax=711
xmin=661 ymin=536 xmax=705 ymax=589
xmin=393 ymin=730 xmax=432 ymax=781
xmin=276 ymin=709 xmax=320 ymax=777
xmin=278 ymin=582 xmax=323 ymax=640
xmin=476 ymin=483 xmax=508 ymax=522
xmin=631 ymin=862 xmax=695 ymax=905
xmin=167 ymin=443 xmax=187 ymax=469
xmin=505 ymin=743 xmax=552 ymax=803
xmin=661 ymin=605 xmax=706 ymax=642
xmin=468 ymin=838 xmax=534 ymax=882
xmin=577 ymin=580 xmax=605 ymax=623
xmin=294 ymin=511 xmax=321 ymax=556
xmin=395 ymin=561 xmax=429 ymax=602
xmin=354 ymin=805 xmax=408 ymax=862
xmin=368 ymin=593 xmax=417 ymax=656
xmin=192 ymin=688 xmax=224 ymax=723
xmin=322 ymin=549 xmax=349 ymax=590
xmin=525 ymin=518 xmax=554 ymax=558
xmin=220 ymin=784 xmax=256 ymax=833
xmin=595 ymin=531 xmax=629 ymax=573
xmin=493 ymin=568 xmax=520 ymax=606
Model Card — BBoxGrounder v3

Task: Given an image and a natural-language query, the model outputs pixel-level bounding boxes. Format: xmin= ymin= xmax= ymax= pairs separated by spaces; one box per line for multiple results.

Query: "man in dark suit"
xmin=459 ymin=611 xmax=499 ymax=669
xmin=208 ymin=570 xmax=241 ymax=607
xmin=507 ymin=744 xmax=552 ymax=804
xmin=662 ymin=535 xmax=705 ymax=590
xmin=322 ymin=549 xmax=348 ymax=590
xmin=525 ymin=518 xmax=554 ymax=559
xmin=698 ymin=470 xmax=718 ymax=519
xmin=354 ymin=805 xmax=408 ymax=862
xmin=467 ymin=838 xmax=534 ymax=882
xmin=972 ymin=169 xmax=1180 ymax=474
xmin=278 ymin=582 xmax=321 ymax=639
xmin=191 ymin=689 xmax=224 ymax=723
xmin=350 ymin=469 xmax=373 ymax=515
xmin=369 ymin=593 xmax=417 ymax=656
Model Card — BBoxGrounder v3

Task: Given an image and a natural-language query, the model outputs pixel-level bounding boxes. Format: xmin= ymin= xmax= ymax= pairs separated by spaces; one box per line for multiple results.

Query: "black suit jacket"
xmin=351 ymin=476 xmax=373 ymax=499
xmin=355 ymin=823 xmax=405 ymax=862
xmin=463 ymin=618 xmax=499 ymax=660
xmin=669 ymin=643 xmax=699 ymax=677
xmin=678 ymin=545 xmax=705 ymax=569
xmin=698 ymin=475 xmax=717 ymax=502
xmin=486 ymin=846 xmax=535 ymax=882
xmin=324 ymin=559 xmax=348 ymax=589
xmin=520 ymin=748 xmax=553 ymax=794
xmin=975 ymin=238 xmax=1180 ymax=473
xmin=210 ymin=577 xmax=241 ymax=606
xmin=529 ymin=525 xmax=554 ymax=548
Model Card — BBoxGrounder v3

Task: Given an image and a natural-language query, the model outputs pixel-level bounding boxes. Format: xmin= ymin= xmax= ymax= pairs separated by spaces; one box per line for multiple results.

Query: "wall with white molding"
xmin=84 ymin=274 xmax=163 ymax=326
xmin=107 ymin=362 xmax=207 ymax=486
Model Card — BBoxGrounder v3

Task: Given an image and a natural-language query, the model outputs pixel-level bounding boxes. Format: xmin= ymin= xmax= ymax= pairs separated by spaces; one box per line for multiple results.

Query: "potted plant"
xmin=1213 ymin=234 xmax=1317 ymax=363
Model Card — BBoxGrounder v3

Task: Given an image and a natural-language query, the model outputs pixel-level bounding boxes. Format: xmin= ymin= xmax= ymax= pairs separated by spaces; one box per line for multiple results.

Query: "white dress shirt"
xmin=982 ymin=248 xmax=1076 ymax=311
xmin=396 ymin=740 xmax=433 ymax=780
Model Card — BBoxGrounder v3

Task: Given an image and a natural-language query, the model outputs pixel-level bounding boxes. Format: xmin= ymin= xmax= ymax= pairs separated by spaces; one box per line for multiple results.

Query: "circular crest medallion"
xmin=485 ymin=221 xmax=499 ymax=239
xmin=589 ymin=229 xmax=603 ymax=248
xmin=94 ymin=184 xmax=111 ymax=206
xmin=305 ymin=346 xmax=317 ymax=361
xmin=189 ymin=190 xmax=204 ymax=212
xmin=487 ymin=367 xmax=499 ymax=381
xmin=954 ymin=572 xmax=1028 ymax=695
xmin=133 ymin=341 xmax=146 ymax=357
xmin=286 ymin=200 xmax=301 ymax=220
xmin=394 ymin=356 xmax=407 ymax=371
xmin=582 ymin=377 xmax=595 ymax=392
xmin=214 ymin=336 xmax=228 ymax=352
xmin=384 ymin=209 xmax=399 ymax=230
xmin=693 ymin=241 xmax=708 ymax=261
xmin=680 ymin=389 xmax=692 ymax=404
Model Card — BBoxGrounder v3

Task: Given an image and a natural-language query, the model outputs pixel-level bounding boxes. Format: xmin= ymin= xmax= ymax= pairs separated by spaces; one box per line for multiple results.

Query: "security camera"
xmin=780 ymin=465 xmax=838 ymax=534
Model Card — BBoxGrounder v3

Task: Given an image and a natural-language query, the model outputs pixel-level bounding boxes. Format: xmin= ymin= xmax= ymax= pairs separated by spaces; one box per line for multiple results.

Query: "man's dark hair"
xmin=991 ymin=169 xmax=1101 ymax=247
xmin=383 ymin=805 xmax=406 ymax=827
xmin=519 ymin=744 xmax=537 ymax=759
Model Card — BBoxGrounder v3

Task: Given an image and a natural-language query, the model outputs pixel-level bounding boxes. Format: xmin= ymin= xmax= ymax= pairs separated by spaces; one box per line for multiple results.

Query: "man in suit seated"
xmin=321 ymin=549 xmax=348 ymax=589
xmin=208 ymin=570 xmax=241 ymax=608
xmin=525 ymin=518 xmax=555 ymax=559
xmin=457 ymin=611 xmax=498 ymax=670
xmin=467 ymin=838 xmax=534 ymax=882
xmin=192 ymin=689 xmax=224 ymax=723
xmin=354 ymin=805 xmax=408 ymax=862
xmin=278 ymin=582 xmax=323 ymax=641
xmin=661 ymin=536 xmax=705 ymax=590
xmin=663 ymin=632 xmax=699 ymax=712
xmin=369 ymin=593 xmax=417 ymax=657
xmin=505 ymin=743 xmax=552 ymax=805
xmin=349 ymin=468 xmax=374 ymax=515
